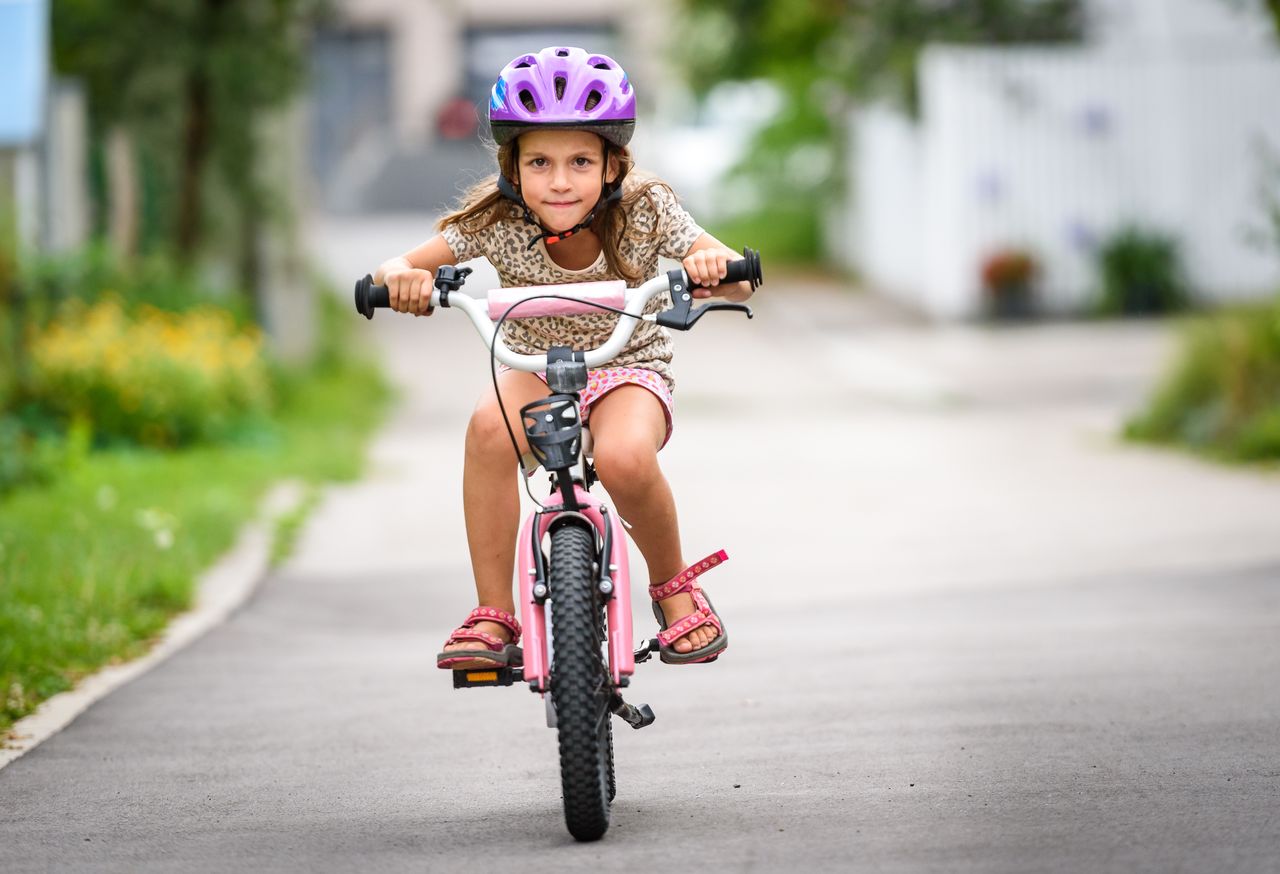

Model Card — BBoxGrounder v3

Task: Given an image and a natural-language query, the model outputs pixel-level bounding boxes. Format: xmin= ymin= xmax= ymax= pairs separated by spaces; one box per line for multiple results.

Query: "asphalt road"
xmin=2 ymin=216 xmax=1278 ymax=872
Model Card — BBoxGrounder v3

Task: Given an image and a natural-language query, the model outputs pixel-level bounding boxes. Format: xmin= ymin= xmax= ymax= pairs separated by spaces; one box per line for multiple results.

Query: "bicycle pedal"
xmin=609 ymin=693 xmax=657 ymax=729
xmin=452 ymin=666 xmax=523 ymax=689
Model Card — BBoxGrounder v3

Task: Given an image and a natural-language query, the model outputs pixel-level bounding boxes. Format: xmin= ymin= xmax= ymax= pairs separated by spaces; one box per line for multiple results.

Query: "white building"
xmin=845 ymin=0 xmax=1280 ymax=318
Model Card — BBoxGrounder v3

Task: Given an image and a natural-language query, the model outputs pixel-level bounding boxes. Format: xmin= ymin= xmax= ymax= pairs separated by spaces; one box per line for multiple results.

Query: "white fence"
xmin=846 ymin=43 xmax=1280 ymax=319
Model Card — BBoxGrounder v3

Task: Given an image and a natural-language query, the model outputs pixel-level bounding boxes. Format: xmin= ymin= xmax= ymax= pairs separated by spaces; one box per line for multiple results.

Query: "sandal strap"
xmin=461 ymin=606 xmax=522 ymax=645
xmin=648 ymin=550 xmax=729 ymax=601
xmin=656 ymin=592 xmax=723 ymax=646
xmin=445 ymin=628 xmax=509 ymax=650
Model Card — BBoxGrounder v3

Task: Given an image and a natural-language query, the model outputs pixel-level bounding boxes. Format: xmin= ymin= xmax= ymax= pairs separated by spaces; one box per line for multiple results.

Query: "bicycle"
xmin=353 ymin=248 xmax=762 ymax=841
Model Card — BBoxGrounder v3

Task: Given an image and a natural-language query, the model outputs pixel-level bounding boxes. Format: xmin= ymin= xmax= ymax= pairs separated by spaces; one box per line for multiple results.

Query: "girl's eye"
xmin=573 ymin=156 xmax=593 ymax=167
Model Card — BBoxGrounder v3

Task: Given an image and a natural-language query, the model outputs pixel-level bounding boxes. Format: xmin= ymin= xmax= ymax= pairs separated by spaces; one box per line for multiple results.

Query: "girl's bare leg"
xmin=442 ymin=369 xmax=548 ymax=659
xmin=587 ymin=386 xmax=718 ymax=654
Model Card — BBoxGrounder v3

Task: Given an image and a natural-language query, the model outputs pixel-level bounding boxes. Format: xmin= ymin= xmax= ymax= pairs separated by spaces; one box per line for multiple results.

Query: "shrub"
xmin=19 ymin=242 xmax=248 ymax=325
xmin=0 ymin=418 xmax=62 ymax=494
xmin=27 ymin=298 xmax=271 ymax=447
xmin=1095 ymin=226 xmax=1189 ymax=316
xmin=1126 ymin=296 xmax=1280 ymax=460
xmin=704 ymin=203 xmax=823 ymax=265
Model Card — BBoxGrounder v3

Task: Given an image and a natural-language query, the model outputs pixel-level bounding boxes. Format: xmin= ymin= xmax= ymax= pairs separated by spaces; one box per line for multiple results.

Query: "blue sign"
xmin=0 ymin=0 xmax=49 ymax=147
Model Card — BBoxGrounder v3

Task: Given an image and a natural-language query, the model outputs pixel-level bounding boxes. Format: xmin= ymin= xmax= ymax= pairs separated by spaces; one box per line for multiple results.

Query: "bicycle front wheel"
xmin=548 ymin=522 xmax=613 ymax=842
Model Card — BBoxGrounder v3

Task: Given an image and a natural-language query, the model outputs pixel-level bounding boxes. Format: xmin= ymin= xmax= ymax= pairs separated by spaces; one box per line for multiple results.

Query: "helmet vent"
xmin=584 ymin=90 xmax=602 ymax=111
xmin=519 ymin=89 xmax=538 ymax=112
xmin=554 ymin=76 xmax=566 ymax=101
xmin=555 ymin=48 xmax=569 ymax=57
xmin=514 ymin=60 xmax=532 ymax=68
xmin=593 ymin=62 xmax=611 ymax=70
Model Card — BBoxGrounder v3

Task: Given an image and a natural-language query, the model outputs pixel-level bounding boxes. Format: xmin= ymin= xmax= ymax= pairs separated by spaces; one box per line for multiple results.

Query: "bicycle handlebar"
xmin=355 ymin=248 xmax=761 ymax=316
xmin=353 ymin=247 xmax=763 ymax=372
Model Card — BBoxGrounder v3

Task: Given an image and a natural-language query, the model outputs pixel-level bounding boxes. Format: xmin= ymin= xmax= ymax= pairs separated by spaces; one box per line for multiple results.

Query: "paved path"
xmin=2 ymin=216 xmax=1278 ymax=872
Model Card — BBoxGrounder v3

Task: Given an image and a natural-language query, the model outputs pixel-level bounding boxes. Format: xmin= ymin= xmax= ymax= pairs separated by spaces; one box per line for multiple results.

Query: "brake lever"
xmin=655 ymin=268 xmax=755 ymax=331
xmin=686 ymin=301 xmax=754 ymax=329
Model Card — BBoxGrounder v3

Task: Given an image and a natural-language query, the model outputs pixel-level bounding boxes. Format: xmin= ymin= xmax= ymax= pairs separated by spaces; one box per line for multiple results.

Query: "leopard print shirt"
xmin=440 ymin=177 xmax=704 ymax=391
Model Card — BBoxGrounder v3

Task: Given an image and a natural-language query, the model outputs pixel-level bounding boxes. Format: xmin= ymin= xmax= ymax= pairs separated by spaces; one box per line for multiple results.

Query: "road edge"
xmin=0 ymin=481 xmax=307 ymax=771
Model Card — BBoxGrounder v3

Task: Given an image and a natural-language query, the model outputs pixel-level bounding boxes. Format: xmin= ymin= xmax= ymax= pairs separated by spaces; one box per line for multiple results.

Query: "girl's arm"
xmin=681 ymin=233 xmax=754 ymax=303
xmin=374 ymin=235 xmax=459 ymax=317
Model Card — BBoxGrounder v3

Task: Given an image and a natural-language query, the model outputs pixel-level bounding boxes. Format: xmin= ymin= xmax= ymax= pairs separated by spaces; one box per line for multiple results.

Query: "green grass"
xmin=0 ymin=355 xmax=392 ymax=735
xmin=1126 ymin=297 xmax=1280 ymax=462
xmin=270 ymin=484 xmax=321 ymax=568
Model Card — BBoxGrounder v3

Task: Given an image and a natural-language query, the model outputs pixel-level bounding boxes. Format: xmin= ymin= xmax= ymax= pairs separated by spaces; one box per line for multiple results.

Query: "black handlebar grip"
xmin=721 ymin=247 xmax=763 ymax=290
xmin=354 ymin=274 xmax=390 ymax=320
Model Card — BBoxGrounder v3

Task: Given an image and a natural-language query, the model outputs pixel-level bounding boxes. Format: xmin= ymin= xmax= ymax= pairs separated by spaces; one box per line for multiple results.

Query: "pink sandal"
xmin=436 ymin=607 xmax=523 ymax=670
xmin=648 ymin=550 xmax=729 ymax=665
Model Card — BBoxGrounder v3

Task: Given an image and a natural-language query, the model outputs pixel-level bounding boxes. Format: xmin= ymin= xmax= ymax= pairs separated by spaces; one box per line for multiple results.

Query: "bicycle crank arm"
xmin=633 ymin=637 xmax=661 ymax=663
xmin=609 ymin=692 xmax=656 ymax=730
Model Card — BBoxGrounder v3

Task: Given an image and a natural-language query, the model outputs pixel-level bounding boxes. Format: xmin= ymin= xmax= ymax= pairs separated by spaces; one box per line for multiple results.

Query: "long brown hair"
xmin=438 ymin=135 xmax=675 ymax=286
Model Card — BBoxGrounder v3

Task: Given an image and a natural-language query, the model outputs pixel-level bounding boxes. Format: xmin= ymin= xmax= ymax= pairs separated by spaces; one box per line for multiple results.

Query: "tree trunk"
xmin=175 ymin=0 xmax=230 ymax=258
xmin=175 ymin=66 xmax=211 ymax=257
xmin=238 ymin=191 xmax=264 ymax=321
xmin=105 ymin=126 xmax=137 ymax=257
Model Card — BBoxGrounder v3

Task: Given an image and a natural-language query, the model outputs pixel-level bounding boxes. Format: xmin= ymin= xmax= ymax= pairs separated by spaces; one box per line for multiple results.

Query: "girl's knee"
xmin=466 ymin=402 xmax=519 ymax=460
xmin=593 ymin=439 xmax=660 ymax=492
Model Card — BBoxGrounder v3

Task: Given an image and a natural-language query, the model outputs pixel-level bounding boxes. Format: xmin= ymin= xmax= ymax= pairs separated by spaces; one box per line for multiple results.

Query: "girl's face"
xmin=516 ymin=130 xmax=618 ymax=230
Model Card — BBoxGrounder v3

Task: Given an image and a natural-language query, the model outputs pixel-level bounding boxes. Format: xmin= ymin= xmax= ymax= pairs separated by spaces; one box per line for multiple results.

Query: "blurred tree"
xmin=51 ymin=0 xmax=327 ymax=311
xmin=1269 ymin=0 xmax=1280 ymax=36
xmin=683 ymin=0 xmax=1081 ymax=112
xmin=677 ymin=0 xmax=1083 ymax=261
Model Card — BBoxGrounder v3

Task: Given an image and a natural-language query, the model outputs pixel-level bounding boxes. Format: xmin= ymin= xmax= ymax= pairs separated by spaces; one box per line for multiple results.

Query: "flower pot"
xmin=986 ymin=283 xmax=1034 ymax=320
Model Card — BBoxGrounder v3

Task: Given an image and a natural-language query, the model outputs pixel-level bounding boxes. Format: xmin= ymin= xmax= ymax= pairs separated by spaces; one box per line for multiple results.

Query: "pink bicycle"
xmin=354 ymin=249 xmax=762 ymax=841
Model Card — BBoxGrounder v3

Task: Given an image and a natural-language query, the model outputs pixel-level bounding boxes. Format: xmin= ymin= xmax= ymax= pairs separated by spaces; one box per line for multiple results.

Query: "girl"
xmin=373 ymin=46 xmax=753 ymax=671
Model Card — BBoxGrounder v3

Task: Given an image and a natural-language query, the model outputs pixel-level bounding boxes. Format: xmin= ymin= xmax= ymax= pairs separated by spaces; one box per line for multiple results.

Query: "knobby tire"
xmin=549 ymin=523 xmax=614 ymax=841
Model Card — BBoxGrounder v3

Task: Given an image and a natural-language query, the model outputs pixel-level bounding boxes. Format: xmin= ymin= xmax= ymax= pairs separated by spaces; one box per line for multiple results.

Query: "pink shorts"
xmin=504 ymin=365 xmax=675 ymax=449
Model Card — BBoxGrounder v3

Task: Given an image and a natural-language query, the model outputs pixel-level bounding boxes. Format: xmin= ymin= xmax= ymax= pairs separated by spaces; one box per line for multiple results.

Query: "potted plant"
xmin=1095 ymin=225 xmax=1188 ymax=316
xmin=980 ymin=247 xmax=1039 ymax=319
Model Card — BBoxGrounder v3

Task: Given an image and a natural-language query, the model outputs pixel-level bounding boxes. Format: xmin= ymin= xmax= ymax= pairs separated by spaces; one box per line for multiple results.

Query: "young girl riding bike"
xmin=373 ymin=46 xmax=753 ymax=672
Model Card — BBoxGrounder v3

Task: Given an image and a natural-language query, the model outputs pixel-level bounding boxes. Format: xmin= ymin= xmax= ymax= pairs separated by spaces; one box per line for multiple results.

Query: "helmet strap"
xmin=523 ymin=183 xmax=622 ymax=250
xmin=496 ymin=173 xmax=540 ymax=226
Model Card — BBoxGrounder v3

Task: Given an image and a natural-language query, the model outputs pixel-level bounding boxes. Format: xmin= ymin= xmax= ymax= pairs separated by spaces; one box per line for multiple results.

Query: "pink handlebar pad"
xmin=487 ymin=281 xmax=627 ymax=320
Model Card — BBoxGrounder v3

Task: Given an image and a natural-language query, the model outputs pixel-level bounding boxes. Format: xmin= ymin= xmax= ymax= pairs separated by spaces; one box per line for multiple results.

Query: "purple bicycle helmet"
xmin=488 ymin=46 xmax=636 ymax=147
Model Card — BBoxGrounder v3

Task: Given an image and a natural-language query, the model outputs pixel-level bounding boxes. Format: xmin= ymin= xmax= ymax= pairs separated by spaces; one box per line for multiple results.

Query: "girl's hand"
xmin=682 ymin=247 xmax=750 ymax=300
xmin=376 ymin=259 xmax=435 ymax=316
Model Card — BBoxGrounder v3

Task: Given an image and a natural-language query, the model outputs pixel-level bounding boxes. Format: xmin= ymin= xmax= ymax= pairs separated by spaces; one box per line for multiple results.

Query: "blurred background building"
xmin=307 ymin=0 xmax=678 ymax=214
